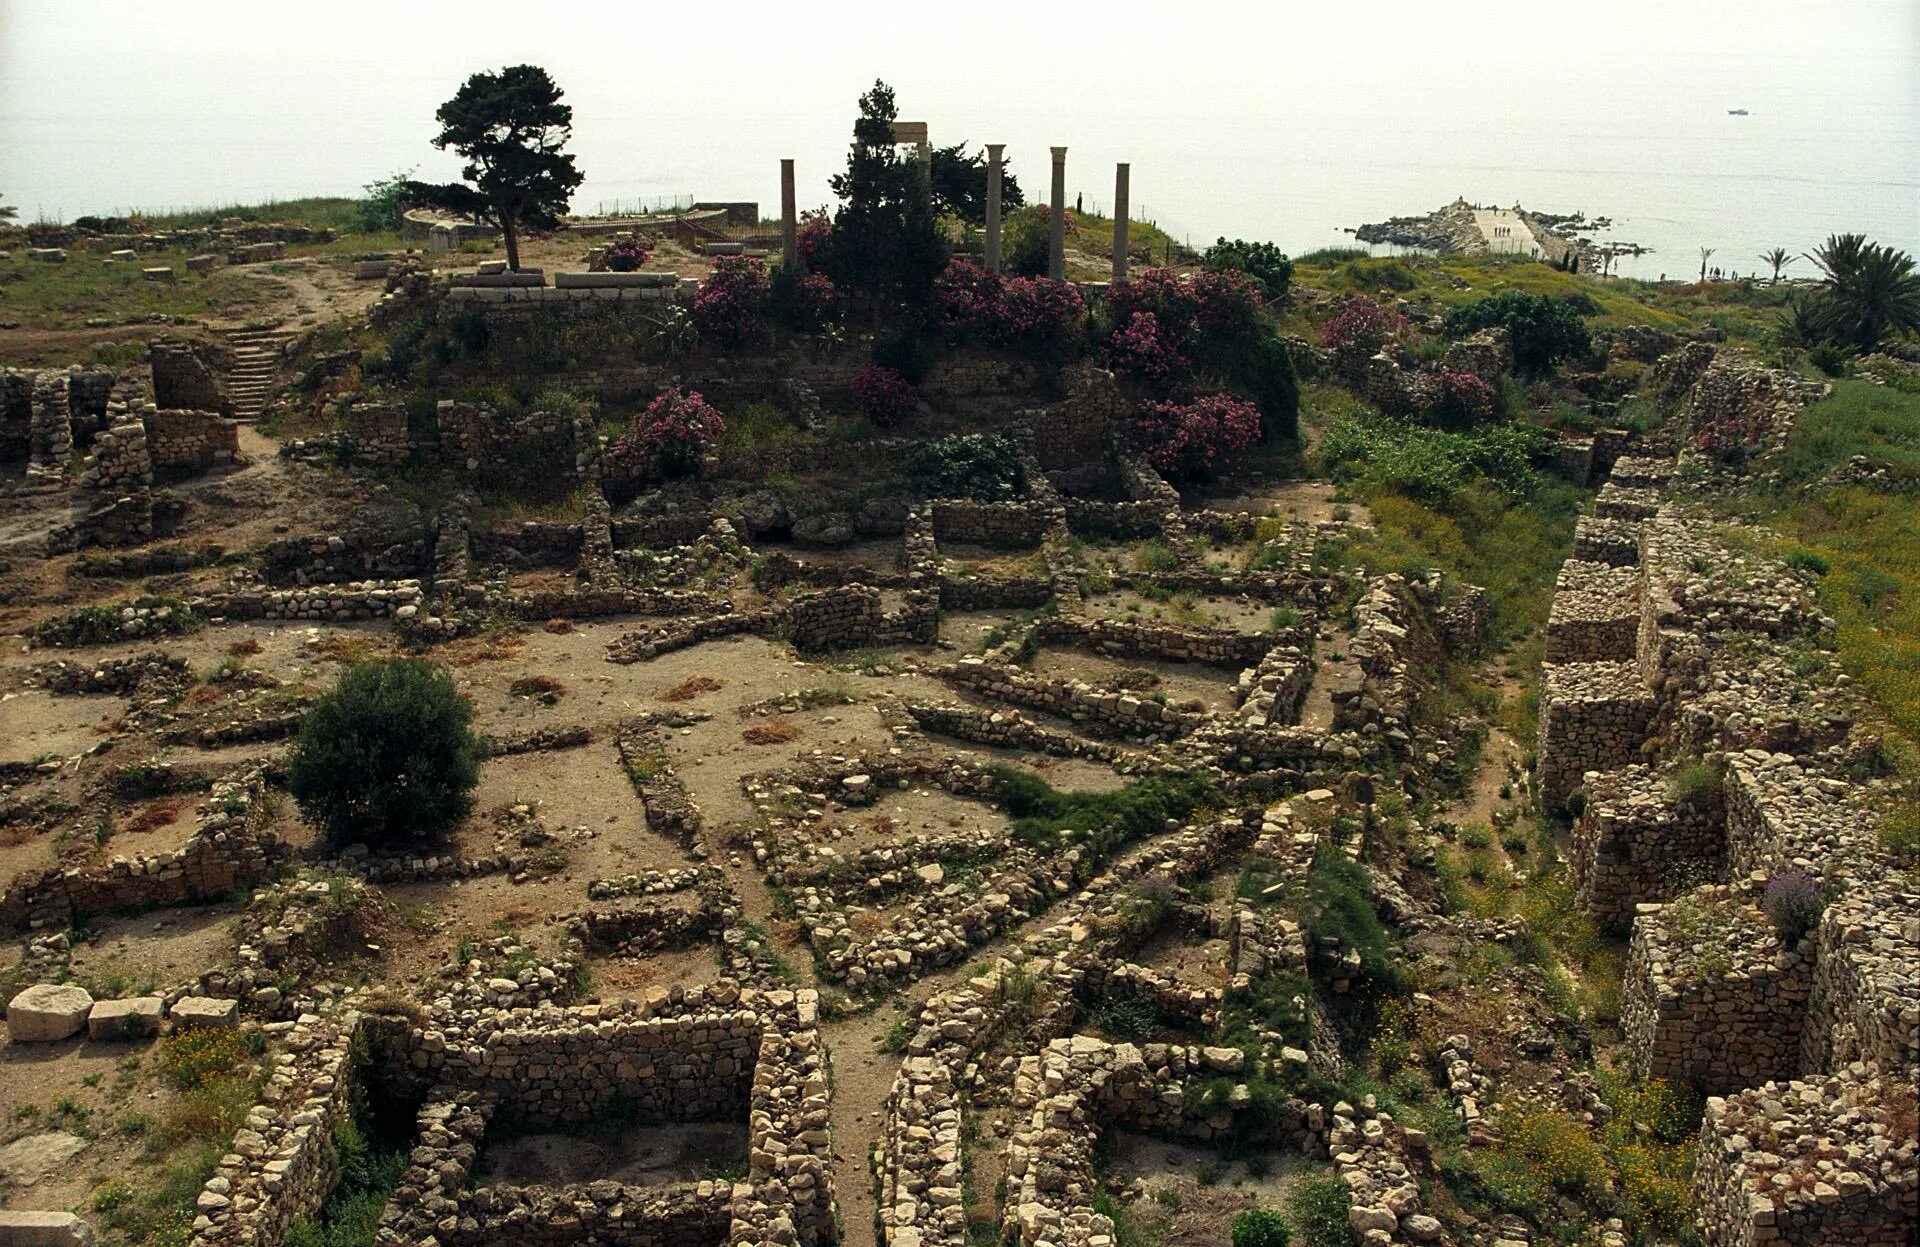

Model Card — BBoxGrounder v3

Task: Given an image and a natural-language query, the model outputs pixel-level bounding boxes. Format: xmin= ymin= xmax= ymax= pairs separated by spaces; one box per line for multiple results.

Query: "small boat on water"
xmin=1728 ymin=108 xmax=1750 ymax=116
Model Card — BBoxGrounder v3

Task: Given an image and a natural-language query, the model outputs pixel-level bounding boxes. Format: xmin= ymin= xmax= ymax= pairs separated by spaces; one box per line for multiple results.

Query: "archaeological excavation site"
xmin=2 ymin=73 xmax=1917 ymax=1247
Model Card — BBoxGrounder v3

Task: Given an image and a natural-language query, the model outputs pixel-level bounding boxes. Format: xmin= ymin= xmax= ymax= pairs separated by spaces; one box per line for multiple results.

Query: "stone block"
xmin=0 ymin=1211 xmax=98 ymax=1246
xmin=168 ymin=995 xmax=238 ymax=1029
xmin=87 ymin=996 xmax=163 ymax=1040
xmin=554 ymin=270 xmax=678 ymax=288
xmin=5 ymin=984 xmax=94 ymax=1041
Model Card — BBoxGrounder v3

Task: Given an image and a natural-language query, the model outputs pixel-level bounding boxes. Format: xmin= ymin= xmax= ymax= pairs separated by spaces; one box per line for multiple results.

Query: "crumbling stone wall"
xmin=435 ymin=398 xmax=598 ymax=484
xmin=260 ymin=530 xmax=432 ymax=587
xmin=1802 ymin=879 xmax=1920 ymax=1076
xmin=943 ymin=656 xmax=1202 ymax=741
xmin=187 ymin=1012 xmax=367 ymax=1247
xmin=1021 ymin=365 xmax=1121 ymax=470
xmin=436 ymin=1010 xmax=759 ymax=1124
xmin=28 ymin=370 xmax=74 ymax=478
xmin=0 ymin=776 xmax=288 ymax=932
xmin=1545 ymin=559 xmax=1641 ymax=662
xmin=930 ymin=498 xmax=1057 ymax=549
xmin=1682 ymin=356 xmax=1829 ymax=458
xmin=341 ymin=402 xmax=410 ymax=469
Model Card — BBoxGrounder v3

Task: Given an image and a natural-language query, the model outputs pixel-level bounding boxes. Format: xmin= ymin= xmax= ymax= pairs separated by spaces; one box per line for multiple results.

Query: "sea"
xmin=2 ymin=0 xmax=1915 ymax=283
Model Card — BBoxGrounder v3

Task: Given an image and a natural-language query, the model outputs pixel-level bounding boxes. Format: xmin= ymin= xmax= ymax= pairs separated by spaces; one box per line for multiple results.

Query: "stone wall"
xmin=1022 ymin=365 xmax=1123 ymax=469
xmin=149 ymin=336 xmax=231 ymax=415
xmin=942 ymin=656 xmax=1202 ymax=741
xmin=1031 ymin=614 xmax=1279 ymax=667
xmin=1572 ymin=514 xmax=1641 ymax=567
xmin=435 ymin=399 xmax=598 ymax=484
xmin=1537 ymin=661 xmax=1656 ymax=812
xmin=147 ymin=408 xmax=239 ymax=471
xmin=341 ymin=402 xmax=410 ymax=469
xmin=1571 ymin=763 xmax=1724 ymax=932
xmin=187 ymin=1012 xmax=366 ymax=1247
xmin=1545 ymin=559 xmax=1641 ymax=663
xmin=28 ymin=370 xmax=74 ymax=478
xmin=930 ymin=498 xmax=1056 ymax=549
xmin=435 ymin=1009 xmax=759 ymax=1124
xmin=0 ymin=776 xmax=288 ymax=932
xmin=1692 ymin=1070 xmax=1917 ymax=1247
xmin=1682 ymin=356 xmax=1829 ymax=458
xmin=1802 ymin=879 xmax=1920 ymax=1077
xmin=782 ymin=584 xmax=882 ymax=651
xmin=1622 ymin=886 xmax=1813 ymax=1096
xmin=211 ymin=580 xmax=424 ymax=622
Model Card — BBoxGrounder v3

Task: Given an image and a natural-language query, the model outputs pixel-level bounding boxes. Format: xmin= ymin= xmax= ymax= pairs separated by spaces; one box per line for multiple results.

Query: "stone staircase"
xmin=217 ymin=328 xmax=291 ymax=421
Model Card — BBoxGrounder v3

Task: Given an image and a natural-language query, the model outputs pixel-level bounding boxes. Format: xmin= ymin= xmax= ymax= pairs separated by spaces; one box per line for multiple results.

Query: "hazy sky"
xmin=2 ymin=0 xmax=1914 ymax=268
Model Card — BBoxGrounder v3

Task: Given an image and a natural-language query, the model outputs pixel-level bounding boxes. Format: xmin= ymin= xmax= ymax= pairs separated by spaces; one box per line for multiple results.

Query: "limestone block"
xmin=169 ymin=996 xmax=238 ymax=1029
xmin=6 ymin=984 xmax=94 ymax=1041
xmin=0 ymin=1211 xmax=98 ymax=1246
xmin=87 ymin=996 xmax=164 ymax=1040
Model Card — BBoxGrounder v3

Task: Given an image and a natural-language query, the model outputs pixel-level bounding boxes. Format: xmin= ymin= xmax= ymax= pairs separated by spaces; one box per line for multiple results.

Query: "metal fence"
xmin=589 ymin=195 xmax=695 ymax=218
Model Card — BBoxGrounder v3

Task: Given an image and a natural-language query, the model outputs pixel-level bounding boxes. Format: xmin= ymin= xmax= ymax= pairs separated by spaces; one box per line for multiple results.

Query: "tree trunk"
xmin=503 ymin=215 xmax=521 ymax=272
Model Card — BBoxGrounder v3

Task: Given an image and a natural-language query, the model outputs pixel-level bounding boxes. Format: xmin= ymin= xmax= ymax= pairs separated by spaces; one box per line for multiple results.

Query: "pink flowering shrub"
xmin=1029 ymin=204 xmax=1080 ymax=235
xmin=692 ymin=256 xmax=769 ymax=347
xmin=796 ymin=209 xmax=833 ymax=272
xmin=934 ymin=260 xmax=1003 ymax=334
xmin=1419 ymin=369 xmax=1497 ymax=429
xmin=1104 ymin=311 xmax=1190 ymax=385
xmin=1321 ymin=294 xmax=1408 ymax=360
xmin=612 ymin=387 xmax=726 ymax=479
xmin=1108 ymin=267 xmax=1266 ymax=348
xmin=999 ymin=275 xmax=1085 ymax=356
xmin=931 ymin=260 xmax=1085 ymax=359
xmin=1692 ymin=406 xmax=1770 ymax=461
xmin=1126 ymin=393 xmax=1262 ymax=481
xmin=853 ymin=365 xmax=917 ymax=428
xmin=770 ymin=265 xmax=838 ymax=331
xmin=603 ymin=237 xmax=652 ymax=272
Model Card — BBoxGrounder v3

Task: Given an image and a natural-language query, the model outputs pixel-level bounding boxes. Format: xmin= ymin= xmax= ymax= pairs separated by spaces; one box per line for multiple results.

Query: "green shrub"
xmin=1339 ymin=256 xmax=1417 ymax=292
xmin=909 ymin=433 xmax=1025 ymax=501
xmin=1206 ymin=238 xmax=1293 ymax=300
xmin=1665 ymin=757 xmax=1721 ymax=810
xmin=1286 ymin=1176 xmax=1356 ymax=1247
xmin=1231 ymin=1209 xmax=1291 ymax=1247
xmin=1318 ymin=416 xmax=1545 ymax=505
xmin=1443 ymin=290 xmax=1593 ymax=376
xmin=288 ymin=658 xmax=481 ymax=847
xmin=873 ymin=327 xmax=940 ymax=383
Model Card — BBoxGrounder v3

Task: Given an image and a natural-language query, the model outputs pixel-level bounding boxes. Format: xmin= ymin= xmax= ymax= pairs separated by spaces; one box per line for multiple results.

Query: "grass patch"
xmin=989 ymin=767 xmax=1218 ymax=862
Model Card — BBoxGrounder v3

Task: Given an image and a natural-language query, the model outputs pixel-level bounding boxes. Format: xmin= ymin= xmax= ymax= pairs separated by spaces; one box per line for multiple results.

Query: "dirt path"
xmin=1297 ymin=623 xmax=1359 ymax=733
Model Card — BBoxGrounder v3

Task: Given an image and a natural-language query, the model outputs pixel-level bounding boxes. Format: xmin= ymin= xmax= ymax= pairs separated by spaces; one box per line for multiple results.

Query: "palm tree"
xmin=1760 ymin=247 xmax=1792 ymax=284
xmin=1698 ymin=247 xmax=1716 ymax=284
xmin=0 ymin=194 xmax=17 ymax=225
xmin=1802 ymin=233 xmax=1920 ymax=351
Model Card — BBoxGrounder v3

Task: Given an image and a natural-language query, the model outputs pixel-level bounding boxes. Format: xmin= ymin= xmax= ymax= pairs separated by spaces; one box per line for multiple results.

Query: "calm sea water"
xmin=3 ymin=0 xmax=1915 ymax=282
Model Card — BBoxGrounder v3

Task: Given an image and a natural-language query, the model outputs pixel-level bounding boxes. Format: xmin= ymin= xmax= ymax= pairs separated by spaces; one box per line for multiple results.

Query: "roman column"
xmin=1111 ymin=163 xmax=1131 ymax=284
xmin=1048 ymin=147 xmax=1068 ymax=281
xmin=984 ymin=144 xmax=1006 ymax=274
xmin=780 ymin=159 xmax=797 ymax=270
